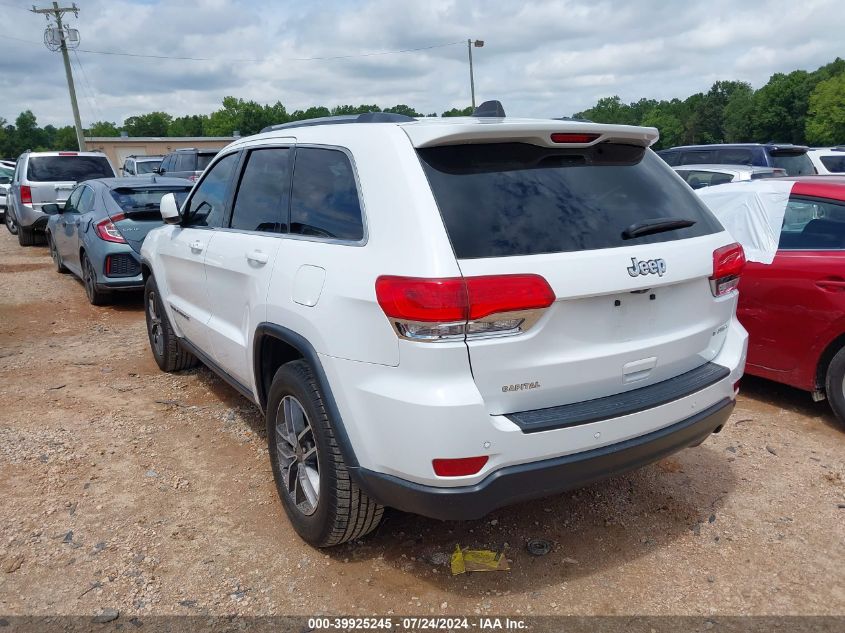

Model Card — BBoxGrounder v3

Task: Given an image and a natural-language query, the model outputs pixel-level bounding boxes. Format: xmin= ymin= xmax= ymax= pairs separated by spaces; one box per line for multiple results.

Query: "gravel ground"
xmin=0 ymin=228 xmax=843 ymax=620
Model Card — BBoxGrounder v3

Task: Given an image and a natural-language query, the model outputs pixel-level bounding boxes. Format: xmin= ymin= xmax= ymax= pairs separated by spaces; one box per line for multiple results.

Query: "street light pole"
xmin=467 ymin=39 xmax=484 ymax=109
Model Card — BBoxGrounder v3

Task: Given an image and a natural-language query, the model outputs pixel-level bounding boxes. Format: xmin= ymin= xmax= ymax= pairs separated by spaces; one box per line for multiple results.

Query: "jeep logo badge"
xmin=626 ymin=257 xmax=667 ymax=278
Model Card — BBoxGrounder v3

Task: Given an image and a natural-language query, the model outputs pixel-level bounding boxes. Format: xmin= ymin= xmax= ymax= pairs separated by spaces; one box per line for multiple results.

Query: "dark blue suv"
xmin=657 ymin=143 xmax=815 ymax=176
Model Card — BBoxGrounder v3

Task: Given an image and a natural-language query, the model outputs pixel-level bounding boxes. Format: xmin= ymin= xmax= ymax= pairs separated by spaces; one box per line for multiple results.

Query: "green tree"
xmin=53 ymin=126 xmax=78 ymax=150
xmin=14 ymin=110 xmax=47 ymax=151
xmin=441 ymin=106 xmax=473 ymax=117
xmin=383 ymin=104 xmax=423 ymax=117
xmin=206 ymin=96 xmax=286 ymax=136
xmin=87 ymin=121 xmax=120 ymax=136
xmin=722 ymin=85 xmax=756 ymax=142
xmin=641 ymin=104 xmax=685 ymax=149
xmin=290 ymin=106 xmax=331 ymax=121
xmin=123 ymin=111 xmax=173 ymax=137
xmin=752 ymin=70 xmax=814 ymax=143
xmin=331 ymin=104 xmax=381 ymax=116
xmin=806 ymin=73 xmax=845 ymax=145
xmin=574 ymin=96 xmax=636 ymax=125
xmin=168 ymin=114 xmax=208 ymax=137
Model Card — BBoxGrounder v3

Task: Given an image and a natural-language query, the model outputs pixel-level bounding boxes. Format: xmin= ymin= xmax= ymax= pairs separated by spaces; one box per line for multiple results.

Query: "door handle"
xmin=246 ymin=250 xmax=269 ymax=265
xmin=816 ymin=279 xmax=845 ymax=292
xmin=189 ymin=240 xmax=204 ymax=252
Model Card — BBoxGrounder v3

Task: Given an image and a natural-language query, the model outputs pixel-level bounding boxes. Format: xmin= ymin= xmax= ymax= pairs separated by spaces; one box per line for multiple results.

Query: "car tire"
xmin=17 ymin=225 xmax=35 ymax=246
xmin=5 ymin=208 xmax=18 ymax=235
xmin=824 ymin=346 xmax=845 ymax=426
xmin=47 ymin=233 xmax=69 ymax=274
xmin=267 ymin=359 xmax=384 ymax=547
xmin=81 ymin=252 xmax=111 ymax=306
xmin=143 ymin=276 xmax=199 ymax=372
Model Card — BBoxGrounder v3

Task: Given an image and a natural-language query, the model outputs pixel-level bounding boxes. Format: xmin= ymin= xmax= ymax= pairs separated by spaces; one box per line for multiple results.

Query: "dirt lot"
xmin=0 ymin=228 xmax=843 ymax=620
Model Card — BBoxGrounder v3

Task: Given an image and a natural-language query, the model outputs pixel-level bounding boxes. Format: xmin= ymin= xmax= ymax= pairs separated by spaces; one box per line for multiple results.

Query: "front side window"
xmin=230 ymin=148 xmax=291 ymax=233
xmin=779 ymin=197 xmax=845 ymax=250
xmin=184 ymin=152 xmax=238 ymax=228
xmin=159 ymin=155 xmax=175 ymax=173
xmin=77 ymin=185 xmax=95 ymax=213
xmin=64 ymin=187 xmax=83 ymax=213
xmin=290 ymin=148 xmax=363 ymax=241
xmin=27 ymin=156 xmax=113 ymax=182
xmin=418 ymin=143 xmax=722 ymax=259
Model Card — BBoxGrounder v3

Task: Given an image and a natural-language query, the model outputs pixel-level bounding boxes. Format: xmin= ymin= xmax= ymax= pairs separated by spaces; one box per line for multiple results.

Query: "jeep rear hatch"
xmin=415 ymin=140 xmax=737 ymax=415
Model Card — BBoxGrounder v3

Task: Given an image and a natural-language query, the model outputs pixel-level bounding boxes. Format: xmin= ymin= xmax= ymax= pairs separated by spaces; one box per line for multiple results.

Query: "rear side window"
xmin=679 ymin=150 xmax=714 ymax=165
xmin=820 ymin=155 xmax=845 ymax=173
xmin=27 ymin=156 xmax=113 ymax=182
xmin=136 ymin=160 xmax=160 ymax=175
xmin=718 ymin=148 xmax=754 ymax=165
xmin=196 ymin=153 xmax=216 ymax=171
xmin=779 ymin=197 xmax=845 ymax=250
xmin=657 ymin=151 xmax=679 ymax=166
xmin=175 ymin=153 xmax=196 ymax=172
xmin=769 ymin=151 xmax=815 ymax=176
xmin=230 ymin=148 xmax=291 ymax=233
xmin=289 ymin=147 xmax=363 ymax=241
xmin=418 ymin=143 xmax=723 ymax=259
xmin=78 ymin=185 xmax=95 ymax=212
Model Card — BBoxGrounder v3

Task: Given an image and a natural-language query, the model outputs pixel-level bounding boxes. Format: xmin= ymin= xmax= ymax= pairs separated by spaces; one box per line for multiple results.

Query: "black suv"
xmin=657 ymin=143 xmax=816 ymax=176
xmin=155 ymin=148 xmax=218 ymax=182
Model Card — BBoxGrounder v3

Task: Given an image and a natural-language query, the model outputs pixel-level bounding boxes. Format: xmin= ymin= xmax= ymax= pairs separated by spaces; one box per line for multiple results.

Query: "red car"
xmin=738 ymin=176 xmax=845 ymax=422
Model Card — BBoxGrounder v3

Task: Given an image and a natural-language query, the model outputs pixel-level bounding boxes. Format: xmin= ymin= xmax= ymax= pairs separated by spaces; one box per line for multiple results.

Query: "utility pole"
xmin=467 ymin=39 xmax=484 ymax=110
xmin=31 ymin=2 xmax=84 ymax=151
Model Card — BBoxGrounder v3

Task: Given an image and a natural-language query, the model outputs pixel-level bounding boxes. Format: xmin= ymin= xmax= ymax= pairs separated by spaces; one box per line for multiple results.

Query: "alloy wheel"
xmin=83 ymin=258 xmax=96 ymax=303
xmin=275 ymin=395 xmax=320 ymax=515
xmin=146 ymin=290 xmax=165 ymax=359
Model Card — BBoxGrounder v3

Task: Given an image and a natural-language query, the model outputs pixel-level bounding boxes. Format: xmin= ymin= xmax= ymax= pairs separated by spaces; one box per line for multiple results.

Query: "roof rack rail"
xmin=472 ymin=100 xmax=505 ymax=118
xmin=260 ymin=111 xmax=417 ymax=134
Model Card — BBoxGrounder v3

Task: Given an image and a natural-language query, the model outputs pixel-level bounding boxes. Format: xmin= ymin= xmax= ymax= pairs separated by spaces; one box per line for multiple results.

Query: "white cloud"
xmin=0 ymin=0 xmax=843 ymax=127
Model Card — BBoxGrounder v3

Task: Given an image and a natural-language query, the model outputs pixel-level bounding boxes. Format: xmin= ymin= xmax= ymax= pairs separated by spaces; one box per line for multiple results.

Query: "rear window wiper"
xmin=622 ymin=218 xmax=696 ymax=240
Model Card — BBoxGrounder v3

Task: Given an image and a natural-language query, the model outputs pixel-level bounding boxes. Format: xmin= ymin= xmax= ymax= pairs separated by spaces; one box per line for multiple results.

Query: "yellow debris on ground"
xmin=450 ymin=544 xmax=510 ymax=575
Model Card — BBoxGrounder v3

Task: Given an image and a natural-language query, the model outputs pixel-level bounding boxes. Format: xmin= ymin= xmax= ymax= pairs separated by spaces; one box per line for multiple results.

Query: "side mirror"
xmin=154 ymin=168 xmax=164 ymax=175
xmin=159 ymin=193 xmax=181 ymax=224
xmin=0 ymin=176 xmax=10 ymax=185
xmin=42 ymin=203 xmax=62 ymax=215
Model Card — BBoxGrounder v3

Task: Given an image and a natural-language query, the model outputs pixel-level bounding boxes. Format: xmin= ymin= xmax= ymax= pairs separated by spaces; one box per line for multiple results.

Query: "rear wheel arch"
xmin=253 ymin=323 xmax=359 ymax=469
xmin=816 ymin=332 xmax=845 ymax=391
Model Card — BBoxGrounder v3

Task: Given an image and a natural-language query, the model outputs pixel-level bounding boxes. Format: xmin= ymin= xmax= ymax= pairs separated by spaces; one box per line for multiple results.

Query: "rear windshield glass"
xmin=820 ymin=155 xmax=845 ymax=173
xmin=109 ymin=187 xmax=190 ymax=212
xmin=27 ymin=156 xmax=114 ymax=182
xmin=135 ymin=160 xmax=161 ymax=174
xmin=769 ymin=151 xmax=815 ymax=176
xmin=417 ymin=143 xmax=723 ymax=258
xmin=196 ymin=153 xmax=216 ymax=171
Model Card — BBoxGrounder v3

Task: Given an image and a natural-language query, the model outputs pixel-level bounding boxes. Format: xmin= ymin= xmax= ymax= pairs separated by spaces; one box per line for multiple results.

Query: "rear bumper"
xmin=353 ymin=397 xmax=734 ymax=520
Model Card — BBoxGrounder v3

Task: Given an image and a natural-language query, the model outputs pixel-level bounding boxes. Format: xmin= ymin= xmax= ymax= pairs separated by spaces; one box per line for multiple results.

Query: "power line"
xmin=0 ymin=32 xmax=463 ymax=63
xmin=71 ymin=49 xmax=104 ymax=123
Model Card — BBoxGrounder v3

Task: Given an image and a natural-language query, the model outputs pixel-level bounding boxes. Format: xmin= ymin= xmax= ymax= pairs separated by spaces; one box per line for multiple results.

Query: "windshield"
xmin=136 ymin=160 xmax=161 ymax=174
xmin=27 ymin=156 xmax=114 ymax=182
xmin=109 ymin=187 xmax=190 ymax=212
xmin=418 ymin=143 xmax=722 ymax=259
xmin=769 ymin=151 xmax=815 ymax=176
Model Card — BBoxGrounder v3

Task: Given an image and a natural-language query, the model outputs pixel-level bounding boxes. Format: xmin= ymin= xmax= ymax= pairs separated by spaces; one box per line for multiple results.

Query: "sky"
xmin=0 ymin=0 xmax=843 ymax=129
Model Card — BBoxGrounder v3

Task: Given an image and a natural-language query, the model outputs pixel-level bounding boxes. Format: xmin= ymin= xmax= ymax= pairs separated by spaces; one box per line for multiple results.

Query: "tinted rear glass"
xmin=109 ymin=187 xmax=190 ymax=212
xmin=418 ymin=143 xmax=722 ymax=258
xmin=136 ymin=160 xmax=161 ymax=174
xmin=769 ymin=151 xmax=815 ymax=176
xmin=196 ymin=153 xmax=216 ymax=171
xmin=27 ymin=156 xmax=113 ymax=182
xmin=820 ymin=155 xmax=845 ymax=173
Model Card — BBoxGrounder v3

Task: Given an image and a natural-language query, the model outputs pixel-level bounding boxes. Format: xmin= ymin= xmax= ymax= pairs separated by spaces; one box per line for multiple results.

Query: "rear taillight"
xmin=432 ymin=456 xmax=488 ymax=477
xmin=710 ymin=243 xmax=745 ymax=296
xmin=375 ymin=274 xmax=555 ymax=341
xmin=21 ymin=185 xmax=32 ymax=205
xmin=95 ymin=214 xmax=126 ymax=243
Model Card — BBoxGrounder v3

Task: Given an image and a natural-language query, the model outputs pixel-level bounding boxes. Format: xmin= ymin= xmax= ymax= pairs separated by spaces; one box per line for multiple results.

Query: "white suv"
xmin=140 ymin=106 xmax=748 ymax=547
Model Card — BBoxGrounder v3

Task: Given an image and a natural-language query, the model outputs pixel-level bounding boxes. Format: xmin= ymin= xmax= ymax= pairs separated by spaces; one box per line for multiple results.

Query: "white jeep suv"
xmin=140 ymin=106 xmax=748 ymax=547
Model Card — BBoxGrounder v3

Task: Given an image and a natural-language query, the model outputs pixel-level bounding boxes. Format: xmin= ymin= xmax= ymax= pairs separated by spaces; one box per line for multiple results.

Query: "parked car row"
xmin=2 ymin=109 xmax=842 ymax=549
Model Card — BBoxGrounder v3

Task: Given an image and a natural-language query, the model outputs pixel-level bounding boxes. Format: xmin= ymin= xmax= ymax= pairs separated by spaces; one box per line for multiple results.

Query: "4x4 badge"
xmin=627 ymin=257 xmax=667 ymax=278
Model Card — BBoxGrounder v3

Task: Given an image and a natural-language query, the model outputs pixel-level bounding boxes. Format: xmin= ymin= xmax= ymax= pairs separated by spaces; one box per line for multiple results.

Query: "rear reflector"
xmin=550 ymin=133 xmax=600 ymax=144
xmin=376 ymin=274 xmax=555 ymax=341
xmin=432 ymin=456 xmax=488 ymax=477
xmin=20 ymin=185 xmax=32 ymax=205
xmin=710 ymin=243 xmax=745 ymax=296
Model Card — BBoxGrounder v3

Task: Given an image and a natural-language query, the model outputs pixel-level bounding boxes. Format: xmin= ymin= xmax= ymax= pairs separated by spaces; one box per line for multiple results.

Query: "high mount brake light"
xmin=550 ymin=133 xmax=600 ymax=144
xmin=375 ymin=274 xmax=555 ymax=341
xmin=710 ymin=243 xmax=745 ymax=296
xmin=95 ymin=213 xmax=127 ymax=244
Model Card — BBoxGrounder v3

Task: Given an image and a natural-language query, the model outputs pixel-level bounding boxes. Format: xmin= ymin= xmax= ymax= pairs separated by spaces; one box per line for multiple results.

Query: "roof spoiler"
xmin=260 ymin=112 xmax=416 ymax=134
